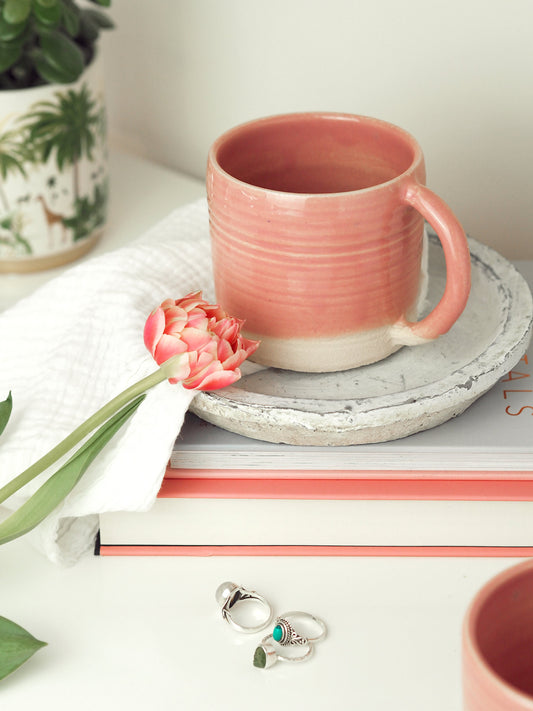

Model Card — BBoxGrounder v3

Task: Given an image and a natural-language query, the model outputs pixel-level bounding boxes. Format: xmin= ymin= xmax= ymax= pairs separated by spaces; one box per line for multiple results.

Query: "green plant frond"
xmin=19 ymin=84 xmax=101 ymax=170
xmin=0 ymin=153 xmax=27 ymax=180
xmin=12 ymin=231 xmax=32 ymax=253
xmin=40 ymin=140 xmax=54 ymax=163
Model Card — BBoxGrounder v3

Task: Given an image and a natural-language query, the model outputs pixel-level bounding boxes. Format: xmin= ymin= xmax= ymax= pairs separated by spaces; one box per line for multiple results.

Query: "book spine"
xmin=158 ymin=477 xmax=533 ymax=501
xmin=98 ymin=544 xmax=533 ymax=558
xmin=165 ymin=466 xmax=533 ymax=481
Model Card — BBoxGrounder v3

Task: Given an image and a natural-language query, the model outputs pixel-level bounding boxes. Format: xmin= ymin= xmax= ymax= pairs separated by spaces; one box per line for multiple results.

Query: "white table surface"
xmin=0 ymin=150 xmax=527 ymax=709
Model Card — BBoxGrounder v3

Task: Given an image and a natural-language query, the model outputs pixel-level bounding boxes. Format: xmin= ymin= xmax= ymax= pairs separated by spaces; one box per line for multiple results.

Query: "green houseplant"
xmin=0 ymin=0 xmax=114 ymax=273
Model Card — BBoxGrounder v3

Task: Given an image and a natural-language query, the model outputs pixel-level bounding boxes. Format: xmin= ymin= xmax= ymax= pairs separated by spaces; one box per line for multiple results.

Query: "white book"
xmin=99 ymin=496 xmax=533 ymax=547
xmin=170 ymin=342 xmax=533 ymax=475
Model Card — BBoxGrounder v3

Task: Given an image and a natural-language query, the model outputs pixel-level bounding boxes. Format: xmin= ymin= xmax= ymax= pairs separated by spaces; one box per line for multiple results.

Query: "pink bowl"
xmin=463 ymin=559 xmax=533 ymax=710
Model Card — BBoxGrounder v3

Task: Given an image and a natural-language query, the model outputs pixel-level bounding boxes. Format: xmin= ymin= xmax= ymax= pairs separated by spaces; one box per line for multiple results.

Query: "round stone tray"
xmin=191 ymin=233 xmax=533 ymax=445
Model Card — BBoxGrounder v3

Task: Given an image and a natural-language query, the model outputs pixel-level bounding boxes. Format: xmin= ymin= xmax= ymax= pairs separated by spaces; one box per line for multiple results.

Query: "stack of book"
xmin=98 ymin=343 xmax=533 ymax=557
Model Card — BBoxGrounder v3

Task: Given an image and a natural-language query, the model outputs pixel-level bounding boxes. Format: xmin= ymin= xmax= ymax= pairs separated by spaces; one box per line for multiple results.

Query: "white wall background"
xmin=102 ymin=0 xmax=532 ymax=258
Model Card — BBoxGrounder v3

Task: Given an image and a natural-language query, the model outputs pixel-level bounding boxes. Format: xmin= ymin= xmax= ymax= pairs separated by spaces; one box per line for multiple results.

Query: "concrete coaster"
xmin=191 ymin=233 xmax=533 ymax=445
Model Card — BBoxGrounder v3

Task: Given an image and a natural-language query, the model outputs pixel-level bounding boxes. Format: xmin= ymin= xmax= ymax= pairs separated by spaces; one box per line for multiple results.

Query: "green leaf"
xmin=0 ymin=16 xmax=27 ymax=41
xmin=33 ymin=1 xmax=62 ymax=27
xmin=81 ymin=8 xmax=114 ymax=29
xmin=39 ymin=29 xmax=84 ymax=74
xmin=89 ymin=0 xmax=111 ymax=7
xmin=0 ymin=391 xmax=12 ymax=437
xmin=77 ymin=10 xmax=99 ymax=43
xmin=0 ymin=40 xmax=21 ymax=72
xmin=0 ymin=616 xmax=46 ymax=681
xmin=3 ymin=0 xmax=31 ymax=25
xmin=0 ymin=394 xmax=145 ymax=545
xmin=61 ymin=2 xmax=80 ymax=37
xmin=33 ymin=52 xmax=77 ymax=83
xmin=35 ymin=0 xmax=59 ymax=7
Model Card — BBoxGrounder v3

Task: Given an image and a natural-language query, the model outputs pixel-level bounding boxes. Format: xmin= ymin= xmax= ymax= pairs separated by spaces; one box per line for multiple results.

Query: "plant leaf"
xmin=89 ymin=0 xmax=111 ymax=7
xmin=33 ymin=1 xmax=62 ymax=27
xmin=35 ymin=0 xmax=59 ymax=7
xmin=61 ymin=2 xmax=80 ymax=37
xmin=0 ymin=391 xmax=12 ymax=438
xmin=3 ymin=0 xmax=31 ymax=25
xmin=81 ymin=8 xmax=114 ymax=30
xmin=0 ymin=41 xmax=22 ymax=72
xmin=38 ymin=29 xmax=84 ymax=79
xmin=0 ymin=616 xmax=47 ymax=681
xmin=0 ymin=394 xmax=145 ymax=546
xmin=32 ymin=53 xmax=77 ymax=84
xmin=0 ymin=15 xmax=27 ymax=41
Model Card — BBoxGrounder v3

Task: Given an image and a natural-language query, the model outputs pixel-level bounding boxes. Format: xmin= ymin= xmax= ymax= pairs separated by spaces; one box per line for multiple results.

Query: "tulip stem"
xmin=0 ymin=359 xmax=179 ymax=506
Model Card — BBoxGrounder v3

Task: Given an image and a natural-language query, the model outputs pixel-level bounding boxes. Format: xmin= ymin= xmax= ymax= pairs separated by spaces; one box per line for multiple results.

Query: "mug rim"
xmin=207 ymin=111 xmax=425 ymax=198
xmin=463 ymin=558 xmax=533 ymax=708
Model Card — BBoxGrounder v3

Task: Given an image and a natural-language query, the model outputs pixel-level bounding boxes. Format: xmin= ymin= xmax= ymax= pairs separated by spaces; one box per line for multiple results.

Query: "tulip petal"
xmin=221 ymin=350 xmax=247 ymax=371
xmin=217 ymin=338 xmax=234 ymax=362
xmin=180 ymin=327 xmax=213 ymax=351
xmin=154 ymin=334 xmax=188 ymax=364
xmin=241 ymin=336 xmax=261 ymax=356
xmin=143 ymin=307 xmax=166 ymax=355
xmin=184 ymin=359 xmax=221 ymax=389
xmin=187 ymin=368 xmax=241 ymax=391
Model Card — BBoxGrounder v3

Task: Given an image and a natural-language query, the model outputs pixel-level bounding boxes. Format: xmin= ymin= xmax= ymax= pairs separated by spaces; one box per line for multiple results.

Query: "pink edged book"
xmin=98 ymin=339 xmax=533 ymax=557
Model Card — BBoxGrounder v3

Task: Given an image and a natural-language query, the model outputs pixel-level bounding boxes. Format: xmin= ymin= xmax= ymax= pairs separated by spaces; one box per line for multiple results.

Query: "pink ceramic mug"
xmin=462 ymin=559 xmax=533 ymax=710
xmin=206 ymin=112 xmax=471 ymax=372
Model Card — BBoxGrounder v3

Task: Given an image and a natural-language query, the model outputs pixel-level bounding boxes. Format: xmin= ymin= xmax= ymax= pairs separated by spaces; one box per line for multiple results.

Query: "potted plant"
xmin=0 ymin=0 xmax=113 ymax=273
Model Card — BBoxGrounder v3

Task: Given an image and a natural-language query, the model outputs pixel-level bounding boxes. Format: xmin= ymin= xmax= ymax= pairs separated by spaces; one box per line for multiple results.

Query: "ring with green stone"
xmin=253 ymin=635 xmax=314 ymax=669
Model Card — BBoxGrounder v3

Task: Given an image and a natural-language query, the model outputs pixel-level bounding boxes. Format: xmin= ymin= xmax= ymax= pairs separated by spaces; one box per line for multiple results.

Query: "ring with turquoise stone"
xmin=253 ymin=635 xmax=314 ymax=669
xmin=215 ymin=581 xmax=273 ymax=634
xmin=272 ymin=611 xmax=327 ymax=646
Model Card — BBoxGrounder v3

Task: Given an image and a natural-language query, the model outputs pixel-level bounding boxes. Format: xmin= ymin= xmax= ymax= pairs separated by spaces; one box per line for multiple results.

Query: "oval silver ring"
xmin=215 ymin=581 xmax=273 ymax=634
xmin=273 ymin=611 xmax=327 ymax=646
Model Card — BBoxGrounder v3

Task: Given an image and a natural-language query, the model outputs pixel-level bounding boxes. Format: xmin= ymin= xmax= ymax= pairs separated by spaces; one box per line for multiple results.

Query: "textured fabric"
xmin=0 ymin=199 xmax=213 ymax=565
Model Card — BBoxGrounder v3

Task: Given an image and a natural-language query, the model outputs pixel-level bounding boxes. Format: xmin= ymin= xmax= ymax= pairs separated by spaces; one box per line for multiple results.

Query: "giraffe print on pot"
xmin=0 ymin=51 xmax=108 ymax=273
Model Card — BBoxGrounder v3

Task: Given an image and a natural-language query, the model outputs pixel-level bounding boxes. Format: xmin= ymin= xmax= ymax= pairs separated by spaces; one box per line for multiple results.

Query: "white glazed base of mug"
xmin=245 ymin=321 xmax=427 ymax=373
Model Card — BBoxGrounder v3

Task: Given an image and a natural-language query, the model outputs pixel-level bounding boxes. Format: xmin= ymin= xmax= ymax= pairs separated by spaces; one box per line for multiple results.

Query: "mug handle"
xmin=391 ymin=178 xmax=471 ymax=346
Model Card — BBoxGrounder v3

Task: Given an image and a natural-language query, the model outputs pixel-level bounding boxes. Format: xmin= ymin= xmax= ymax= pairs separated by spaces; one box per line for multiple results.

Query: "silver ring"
xmin=273 ymin=611 xmax=327 ymax=645
xmin=253 ymin=634 xmax=314 ymax=669
xmin=215 ymin=581 xmax=273 ymax=634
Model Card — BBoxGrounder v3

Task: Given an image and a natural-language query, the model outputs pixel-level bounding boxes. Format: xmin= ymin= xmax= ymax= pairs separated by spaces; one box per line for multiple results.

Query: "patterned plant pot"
xmin=0 ymin=51 xmax=108 ymax=273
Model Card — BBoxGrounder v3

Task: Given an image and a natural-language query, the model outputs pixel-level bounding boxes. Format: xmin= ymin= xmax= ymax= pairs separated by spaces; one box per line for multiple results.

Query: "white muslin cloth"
xmin=0 ymin=199 xmax=214 ymax=565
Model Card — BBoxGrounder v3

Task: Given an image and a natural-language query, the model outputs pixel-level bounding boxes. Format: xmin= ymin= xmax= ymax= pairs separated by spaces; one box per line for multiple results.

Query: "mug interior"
xmin=473 ymin=566 xmax=533 ymax=697
xmin=214 ymin=114 xmax=417 ymax=194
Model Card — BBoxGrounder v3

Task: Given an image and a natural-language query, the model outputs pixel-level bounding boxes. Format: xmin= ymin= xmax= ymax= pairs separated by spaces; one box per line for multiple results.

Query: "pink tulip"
xmin=143 ymin=292 xmax=260 ymax=390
